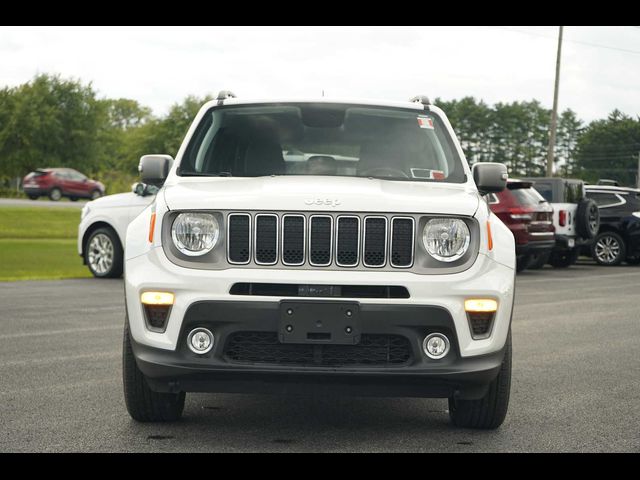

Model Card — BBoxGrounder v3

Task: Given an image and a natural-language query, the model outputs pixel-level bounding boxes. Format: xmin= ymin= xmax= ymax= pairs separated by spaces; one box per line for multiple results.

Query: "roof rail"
xmin=409 ymin=95 xmax=431 ymax=106
xmin=217 ymin=90 xmax=237 ymax=105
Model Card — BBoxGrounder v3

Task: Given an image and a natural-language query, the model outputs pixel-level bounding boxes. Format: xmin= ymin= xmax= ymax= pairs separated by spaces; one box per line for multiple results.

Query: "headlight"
xmin=81 ymin=205 xmax=90 ymax=220
xmin=422 ymin=218 xmax=470 ymax=262
xmin=171 ymin=213 xmax=219 ymax=256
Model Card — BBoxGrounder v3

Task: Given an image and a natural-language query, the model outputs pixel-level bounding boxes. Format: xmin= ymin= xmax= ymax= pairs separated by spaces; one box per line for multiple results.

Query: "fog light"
xmin=187 ymin=328 xmax=214 ymax=354
xmin=423 ymin=333 xmax=450 ymax=359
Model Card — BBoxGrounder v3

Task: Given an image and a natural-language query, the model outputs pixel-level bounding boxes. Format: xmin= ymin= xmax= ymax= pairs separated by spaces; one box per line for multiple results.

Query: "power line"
xmin=488 ymin=26 xmax=640 ymax=55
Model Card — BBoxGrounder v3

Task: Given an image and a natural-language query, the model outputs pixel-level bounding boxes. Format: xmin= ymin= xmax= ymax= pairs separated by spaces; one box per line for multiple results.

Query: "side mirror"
xmin=132 ymin=182 xmax=146 ymax=196
xmin=139 ymin=154 xmax=174 ymax=187
xmin=472 ymin=162 xmax=508 ymax=194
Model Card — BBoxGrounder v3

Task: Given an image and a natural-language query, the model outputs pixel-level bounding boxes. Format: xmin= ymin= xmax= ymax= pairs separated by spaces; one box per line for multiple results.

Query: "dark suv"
xmin=487 ymin=180 xmax=555 ymax=272
xmin=584 ymin=185 xmax=640 ymax=266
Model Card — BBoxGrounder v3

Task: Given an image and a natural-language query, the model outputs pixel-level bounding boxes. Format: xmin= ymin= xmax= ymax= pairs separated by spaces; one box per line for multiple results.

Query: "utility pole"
xmin=637 ymin=152 xmax=640 ymax=188
xmin=546 ymin=26 xmax=564 ymax=177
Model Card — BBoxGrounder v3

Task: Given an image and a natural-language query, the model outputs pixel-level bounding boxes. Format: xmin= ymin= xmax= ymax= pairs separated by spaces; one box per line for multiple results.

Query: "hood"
xmin=86 ymin=192 xmax=137 ymax=209
xmin=163 ymin=176 xmax=479 ymax=216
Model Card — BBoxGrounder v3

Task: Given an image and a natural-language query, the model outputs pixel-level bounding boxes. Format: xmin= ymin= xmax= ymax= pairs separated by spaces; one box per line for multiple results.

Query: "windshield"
xmin=510 ymin=186 xmax=545 ymax=207
xmin=178 ymin=103 xmax=466 ymax=183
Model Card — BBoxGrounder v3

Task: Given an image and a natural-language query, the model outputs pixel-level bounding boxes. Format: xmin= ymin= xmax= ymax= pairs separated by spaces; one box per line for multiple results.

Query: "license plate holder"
xmin=278 ymin=301 xmax=361 ymax=345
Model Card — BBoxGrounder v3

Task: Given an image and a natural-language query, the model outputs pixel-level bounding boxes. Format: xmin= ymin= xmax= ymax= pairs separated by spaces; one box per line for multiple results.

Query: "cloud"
xmin=1 ymin=26 xmax=638 ymax=122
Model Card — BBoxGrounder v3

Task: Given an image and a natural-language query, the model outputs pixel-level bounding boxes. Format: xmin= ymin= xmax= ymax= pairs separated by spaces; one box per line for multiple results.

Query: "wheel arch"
xmin=598 ymin=223 xmax=622 ymax=235
xmin=81 ymin=221 xmax=123 ymax=262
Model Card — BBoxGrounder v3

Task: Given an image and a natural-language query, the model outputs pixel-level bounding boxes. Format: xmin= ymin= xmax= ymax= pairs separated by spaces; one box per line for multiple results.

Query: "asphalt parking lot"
xmin=1 ymin=260 xmax=638 ymax=452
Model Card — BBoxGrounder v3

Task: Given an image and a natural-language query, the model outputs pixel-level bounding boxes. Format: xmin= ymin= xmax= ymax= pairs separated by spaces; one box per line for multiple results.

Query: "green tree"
xmin=574 ymin=111 xmax=640 ymax=186
xmin=494 ymin=99 xmax=550 ymax=177
xmin=0 ymin=74 xmax=101 ymax=178
xmin=556 ymin=109 xmax=583 ymax=176
xmin=436 ymin=97 xmax=493 ymax=166
xmin=93 ymin=98 xmax=153 ymax=174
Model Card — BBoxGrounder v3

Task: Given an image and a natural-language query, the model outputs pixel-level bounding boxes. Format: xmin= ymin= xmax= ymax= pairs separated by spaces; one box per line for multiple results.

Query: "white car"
xmin=522 ymin=177 xmax=600 ymax=267
xmin=78 ymin=184 xmax=157 ymax=278
xmin=123 ymin=93 xmax=516 ymax=429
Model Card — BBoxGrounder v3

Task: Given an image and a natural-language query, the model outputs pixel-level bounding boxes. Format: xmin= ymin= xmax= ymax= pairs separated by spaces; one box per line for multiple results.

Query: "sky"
xmin=1 ymin=26 xmax=639 ymax=123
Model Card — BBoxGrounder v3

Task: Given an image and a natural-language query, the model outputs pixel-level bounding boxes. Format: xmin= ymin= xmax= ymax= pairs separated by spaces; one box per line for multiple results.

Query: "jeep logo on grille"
xmin=304 ymin=198 xmax=342 ymax=207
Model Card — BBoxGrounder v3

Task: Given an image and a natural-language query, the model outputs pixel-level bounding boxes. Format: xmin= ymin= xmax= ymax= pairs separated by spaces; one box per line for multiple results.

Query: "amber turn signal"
xmin=141 ymin=291 xmax=174 ymax=306
xmin=148 ymin=212 xmax=157 ymax=243
xmin=464 ymin=298 xmax=498 ymax=313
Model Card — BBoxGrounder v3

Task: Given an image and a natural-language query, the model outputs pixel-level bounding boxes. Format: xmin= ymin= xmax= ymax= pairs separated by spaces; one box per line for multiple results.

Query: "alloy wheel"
xmin=88 ymin=233 xmax=114 ymax=275
xmin=594 ymin=235 xmax=621 ymax=264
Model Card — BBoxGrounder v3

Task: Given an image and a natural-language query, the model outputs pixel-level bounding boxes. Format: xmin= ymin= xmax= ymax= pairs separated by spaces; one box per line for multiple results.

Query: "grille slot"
xmin=336 ymin=216 xmax=360 ymax=266
xmin=309 ymin=216 xmax=332 ymax=266
xmin=254 ymin=214 xmax=278 ymax=265
xmin=227 ymin=214 xmax=251 ymax=264
xmin=282 ymin=215 xmax=305 ymax=265
xmin=363 ymin=217 xmax=387 ymax=267
xmin=391 ymin=217 xmax=415 ymax=267
xmin=224 ymin=332 xmax=412 ymax=367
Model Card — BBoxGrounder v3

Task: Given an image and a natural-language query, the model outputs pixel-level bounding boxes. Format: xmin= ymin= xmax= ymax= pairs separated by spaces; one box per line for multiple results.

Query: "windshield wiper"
xmin=180 ymin=171 xmax=233 ymax=177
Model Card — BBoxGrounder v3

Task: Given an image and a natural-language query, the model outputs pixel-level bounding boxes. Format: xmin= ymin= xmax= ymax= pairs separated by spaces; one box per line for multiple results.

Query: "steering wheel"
xmin=359 ymin=167 xmax=409 ymax=179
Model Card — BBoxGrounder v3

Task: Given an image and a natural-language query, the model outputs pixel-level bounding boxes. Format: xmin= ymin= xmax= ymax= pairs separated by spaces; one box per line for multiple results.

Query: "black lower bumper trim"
xmin=130 ymin=300 xmax=507 ymax=400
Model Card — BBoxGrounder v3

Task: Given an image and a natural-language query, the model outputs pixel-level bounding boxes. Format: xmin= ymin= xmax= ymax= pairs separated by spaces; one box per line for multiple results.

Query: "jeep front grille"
xmin=226 ymin=212 xmax=415 ymax=269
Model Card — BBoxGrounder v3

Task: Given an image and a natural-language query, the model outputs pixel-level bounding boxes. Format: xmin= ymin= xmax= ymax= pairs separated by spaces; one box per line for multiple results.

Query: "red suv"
xmin=487 ymin=179 xmax=555 ymax=272
xmin=22 ymin=168 xmax=105 ymax=201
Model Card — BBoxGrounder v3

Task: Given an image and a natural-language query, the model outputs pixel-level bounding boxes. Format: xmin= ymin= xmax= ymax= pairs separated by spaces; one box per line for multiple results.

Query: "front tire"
xmin=49 ymin=187 xmax=62 ymax=201
xmin=626 ymin=256 xmax=640 ymax=266
xmin=516 ymin=255 xmax=531 ymax=273
xmin=85 ymin=227 xmax=123 ymax=278
xmin=90 ymin=190 xmax=102 ymax=200
xmin=591 ymin=232 xmax=626 ymax=266
xmin=527 ymin=251 xmax=550 ymax=270
xmin=549 ymin=248 xmax=579 ymax=268
xmin=123 ymin=323 xmax=185 ymax=422
xmin=449 ymin=330 xmax=511 ymax=429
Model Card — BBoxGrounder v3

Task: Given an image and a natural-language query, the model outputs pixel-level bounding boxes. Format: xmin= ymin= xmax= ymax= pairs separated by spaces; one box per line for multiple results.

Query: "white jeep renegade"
xmin=123 ymin=92 xmax=515 ymax=429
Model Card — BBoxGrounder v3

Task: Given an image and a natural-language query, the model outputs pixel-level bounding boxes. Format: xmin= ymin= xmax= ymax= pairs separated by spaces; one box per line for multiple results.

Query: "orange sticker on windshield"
xmin=417 ymin=116 xmax=434 ymax=129
xmin=431 ymin=170 xmax=445 ymax=180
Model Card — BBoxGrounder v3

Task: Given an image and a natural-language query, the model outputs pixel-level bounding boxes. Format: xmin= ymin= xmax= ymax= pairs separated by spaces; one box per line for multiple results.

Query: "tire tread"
xmin=449 ymin=331 xmax=511 ymax=429
xmin=122 ymin=323 xmax=185 ymax=422
xmin=85 ymin=227 xmax=124 ymax=278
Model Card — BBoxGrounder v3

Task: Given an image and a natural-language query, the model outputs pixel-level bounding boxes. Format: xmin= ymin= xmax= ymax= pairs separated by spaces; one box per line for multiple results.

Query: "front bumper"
xmin=126 ymin=247 xmax=515 ymax=357
xmin=130 ymin=300 xmax=507 ymax=399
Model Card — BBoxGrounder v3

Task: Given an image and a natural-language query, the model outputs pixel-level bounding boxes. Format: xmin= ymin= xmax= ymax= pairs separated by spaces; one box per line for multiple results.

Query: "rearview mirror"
xmin=139 ymin=154 xmax=174 ymax=187
xmin=472 ymin=162 xmax=508 ymax=194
